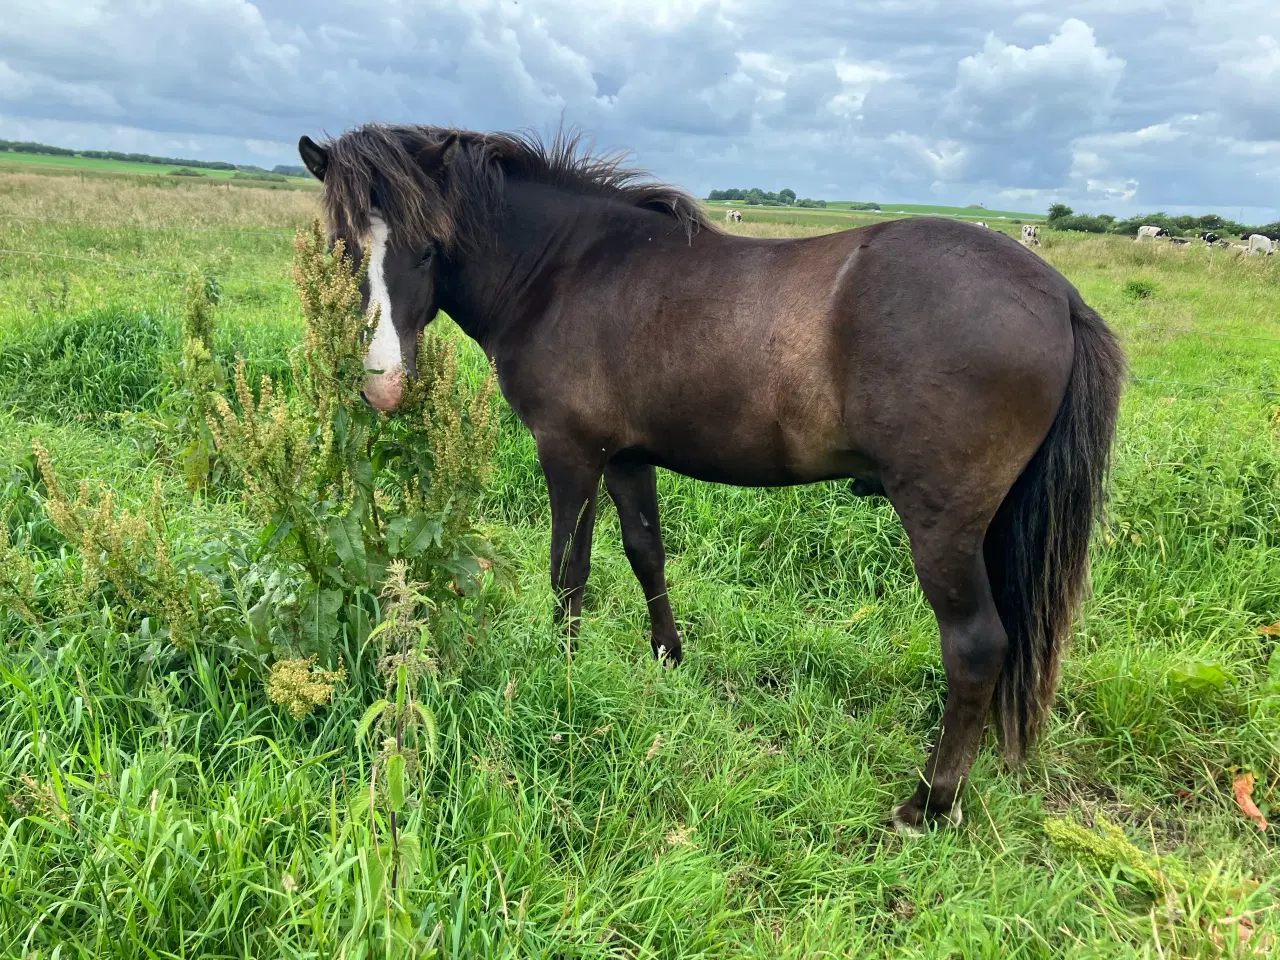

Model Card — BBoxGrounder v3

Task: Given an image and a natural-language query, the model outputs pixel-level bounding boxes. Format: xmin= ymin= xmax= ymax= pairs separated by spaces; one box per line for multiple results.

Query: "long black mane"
xmin=315 ymin=123 xmax=716 ymax=253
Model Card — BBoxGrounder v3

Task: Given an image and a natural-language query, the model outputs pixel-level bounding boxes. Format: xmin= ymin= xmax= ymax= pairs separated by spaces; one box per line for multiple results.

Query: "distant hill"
xmin=0 ymin=138 xmax=307 ymax=177
xmin=834 ymin=202 xmax=1044 ymax=220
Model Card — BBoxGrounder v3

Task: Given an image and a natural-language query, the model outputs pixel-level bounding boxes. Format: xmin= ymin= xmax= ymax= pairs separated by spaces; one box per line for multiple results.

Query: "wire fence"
xmin=2 ymin=240 xmax=1279 ymax=398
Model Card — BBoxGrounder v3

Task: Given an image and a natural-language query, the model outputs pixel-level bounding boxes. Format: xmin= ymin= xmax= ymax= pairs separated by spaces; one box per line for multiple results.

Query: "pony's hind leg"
xmin=892 ymin=504 xmax=1008 ymax=830
xmin=538 ymin=441 xmax=602 ymax=639
xmin=604 ymin=460 xmax=682 ymax=664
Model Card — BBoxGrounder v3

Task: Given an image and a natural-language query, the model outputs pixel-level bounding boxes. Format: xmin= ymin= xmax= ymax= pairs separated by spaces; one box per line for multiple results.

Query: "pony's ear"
xmin=297 ymin=135 xmax=329 ymax=181
xmin=418 ymin=131 xmax=460 ymax=171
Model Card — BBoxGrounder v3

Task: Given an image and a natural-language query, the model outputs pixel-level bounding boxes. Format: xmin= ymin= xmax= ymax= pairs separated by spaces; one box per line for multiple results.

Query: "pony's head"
xmin=298 ymin=128 xmax=462 ymax=412
xmin=298 ymin=121 xmax=714 ymax=411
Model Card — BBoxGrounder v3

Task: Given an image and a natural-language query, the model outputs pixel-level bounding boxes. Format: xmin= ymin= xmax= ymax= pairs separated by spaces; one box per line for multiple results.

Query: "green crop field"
xmin=1 ymin=168 xmax=1278 ymax=958
xmin=0 ymin=148 xmax=317 ymax=187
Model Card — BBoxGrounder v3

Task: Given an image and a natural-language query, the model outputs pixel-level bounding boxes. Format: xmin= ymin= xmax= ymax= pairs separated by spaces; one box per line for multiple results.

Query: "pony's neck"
xmin=436 ymin=179 xmax=687 ymax=352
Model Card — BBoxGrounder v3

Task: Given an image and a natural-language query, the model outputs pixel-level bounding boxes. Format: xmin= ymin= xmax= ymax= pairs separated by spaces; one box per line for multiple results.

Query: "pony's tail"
xmin=985 ymin=295 xmax=1126 ymax=762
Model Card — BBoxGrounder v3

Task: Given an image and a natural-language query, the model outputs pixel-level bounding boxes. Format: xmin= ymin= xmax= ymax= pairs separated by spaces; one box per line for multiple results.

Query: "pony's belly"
xmin=626 ymin=439 xmax=876 ymax=489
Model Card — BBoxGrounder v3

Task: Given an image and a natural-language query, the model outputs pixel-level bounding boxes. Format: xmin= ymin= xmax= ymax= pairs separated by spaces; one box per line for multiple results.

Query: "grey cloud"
xmin=1210 ymin=37 xmax=1280 ymax=141
xmin=0 ymin=0 xmax=1275 ymax=217
xmin=0 ymin=61 xmax=125 ymax=118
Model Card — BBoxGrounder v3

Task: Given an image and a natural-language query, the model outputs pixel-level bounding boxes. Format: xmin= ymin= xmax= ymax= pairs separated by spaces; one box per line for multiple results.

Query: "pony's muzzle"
xmin=362 ymin=370 xmax=404 ymax=412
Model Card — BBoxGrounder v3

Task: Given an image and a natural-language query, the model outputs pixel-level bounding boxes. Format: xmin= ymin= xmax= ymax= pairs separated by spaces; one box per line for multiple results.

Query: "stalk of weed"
xmin=12 ymin=218 xmax=500 ymax=713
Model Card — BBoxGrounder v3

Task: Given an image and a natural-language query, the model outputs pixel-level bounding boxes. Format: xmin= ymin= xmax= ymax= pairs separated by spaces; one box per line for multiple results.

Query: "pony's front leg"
xmin=538 ymin=443 xmax=602 ymax=640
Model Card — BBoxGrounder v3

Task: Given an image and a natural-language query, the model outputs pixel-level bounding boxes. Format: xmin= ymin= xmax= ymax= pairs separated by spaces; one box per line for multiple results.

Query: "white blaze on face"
xmin=363 ymin=212 xmax=404 ymax=411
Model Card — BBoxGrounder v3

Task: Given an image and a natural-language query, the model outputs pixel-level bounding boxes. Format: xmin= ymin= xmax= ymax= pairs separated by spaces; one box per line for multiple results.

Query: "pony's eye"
xmin=418 ymin=247 xmax=434 ymax=267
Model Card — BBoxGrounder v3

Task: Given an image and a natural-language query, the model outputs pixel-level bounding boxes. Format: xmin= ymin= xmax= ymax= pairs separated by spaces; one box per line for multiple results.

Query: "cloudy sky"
xmin=2 ymin=0 xmax=1278 ymax=218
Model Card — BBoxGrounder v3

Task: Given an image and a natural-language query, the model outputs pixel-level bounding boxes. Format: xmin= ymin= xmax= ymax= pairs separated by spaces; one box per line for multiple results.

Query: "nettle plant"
xmin=9 ymin=219 xmax=501 ymax=722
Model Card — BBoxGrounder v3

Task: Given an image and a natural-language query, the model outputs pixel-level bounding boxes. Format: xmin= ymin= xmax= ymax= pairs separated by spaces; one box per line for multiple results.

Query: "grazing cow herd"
xmin=976 ymin=222 xmax=1041 ymax=247
xmin=970 ymin=222 xmax=1040 ymax=248
xmin=1136 ymin=225 xmax=1275 ymax=255
xmin=718 ymin=207 xmax=1273 ymax=257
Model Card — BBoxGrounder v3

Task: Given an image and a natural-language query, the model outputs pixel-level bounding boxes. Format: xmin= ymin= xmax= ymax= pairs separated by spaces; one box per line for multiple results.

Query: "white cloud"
xmin=887 ymin=133 xmax=969 ymax=181
xmin=1086 ymin=178 xmax=1139 ymax=202
xmin=0 ymin=0 xmax=1274 ymax=218
xmin=938 ymin=18 xmax=1125 ymax=186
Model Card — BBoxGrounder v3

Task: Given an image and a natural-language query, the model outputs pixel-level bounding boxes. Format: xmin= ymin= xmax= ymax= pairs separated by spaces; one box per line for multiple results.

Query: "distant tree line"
xmin=707 ymin=187 xmax=847 ymax=209
xmin=0 ymin=138 xmax=309 ymax=178
xmin=1046 ymin=204 xmax=1280 ymax=241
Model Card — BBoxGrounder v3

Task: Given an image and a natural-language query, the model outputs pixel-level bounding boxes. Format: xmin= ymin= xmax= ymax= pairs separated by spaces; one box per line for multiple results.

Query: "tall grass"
xmin=0 ymin=171 xmax=1278 ymax=957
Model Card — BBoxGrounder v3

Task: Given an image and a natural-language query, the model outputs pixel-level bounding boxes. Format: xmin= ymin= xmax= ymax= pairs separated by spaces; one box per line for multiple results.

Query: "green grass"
xmin=1 ymin=173 xmax=1278 ymax=958
xmin=0 ymin=149 xmax=317 ymax=189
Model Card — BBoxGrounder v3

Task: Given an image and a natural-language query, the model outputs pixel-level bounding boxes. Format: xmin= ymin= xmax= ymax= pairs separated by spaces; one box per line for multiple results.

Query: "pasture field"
xmin=707 ymin=201 xmax=1044 ymax=225
xmin=1 ymin=169 xmax=1279 ymax=958
xmin=705 ymin=206 xmax=1040 ymax=234
xmin=865 ymin=202 xmax=1043 ymax=220
xmin=0 ymin=150 xmax=317 ymax=187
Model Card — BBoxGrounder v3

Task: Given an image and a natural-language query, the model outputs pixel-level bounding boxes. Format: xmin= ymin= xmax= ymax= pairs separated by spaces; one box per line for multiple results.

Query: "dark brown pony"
xmin=297 ymin=123 xmax=1125 ymax=830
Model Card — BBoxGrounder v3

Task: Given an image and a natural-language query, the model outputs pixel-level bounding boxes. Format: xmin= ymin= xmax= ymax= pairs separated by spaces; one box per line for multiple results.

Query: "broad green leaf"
xmin=387 ymin=753 xmax=406 ymax=813
xmin=245 ymin=595 xmax=272 ymax=649
xmin=352 ymin=460 xmax=375 ymax=502
xmin=365 ymin=845 xmax=387 ymax=911
xmin=1169 ymin=660 xmax=1235 ymax=692
xmin=390 ymin=516 xmax=443 ymax=558
xmin=261 ymin=513 xmax=294 ymax=553
xmin=299 ymin=587 xmax=343 ymax=657
xmin=327 ymin=508 xmax=367 ymax=583
xmin=347 ymin=604 xmax=374 ymax=647
xmin=412 ymin=702 xmax=438 ymax=769
xmin=384 ymin=516 xmax=409 ymax=557
xmin=397 ymin=832 xmax=422 ymax=889
xmin=332 ymin=403 xmax=349 ymax=451
xmin=362 ymin=550 xmax=389 ymax=589
xmin=355 ymin=700 xmax=389 ymax=742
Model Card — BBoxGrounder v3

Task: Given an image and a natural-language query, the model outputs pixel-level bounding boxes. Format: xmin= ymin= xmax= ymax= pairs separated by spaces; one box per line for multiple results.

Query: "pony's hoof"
xmin=892 ymin=813 xmax=927 ymax=837
xmin=652 ymin=636 xmax=683 ymax=667
xmin=891 ymin=800 xmax=963 ymax=834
